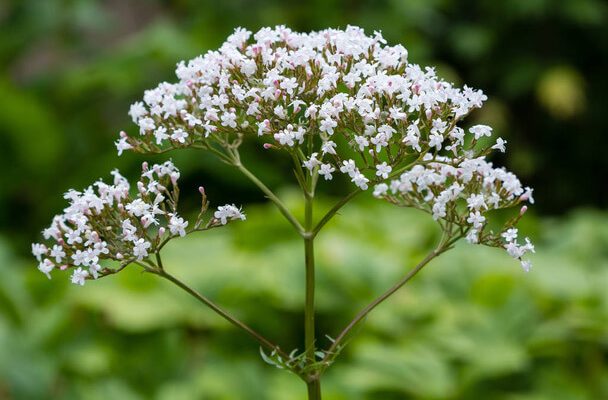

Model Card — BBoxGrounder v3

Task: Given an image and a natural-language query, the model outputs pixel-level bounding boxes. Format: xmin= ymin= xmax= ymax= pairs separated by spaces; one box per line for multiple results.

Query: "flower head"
xmin=117 ymin=25 xmax=534 ymax=271
xmin=118 ymin=26 xmax=491 ymax=193
xmin=32 ymin=161 xmax=245 ymax=284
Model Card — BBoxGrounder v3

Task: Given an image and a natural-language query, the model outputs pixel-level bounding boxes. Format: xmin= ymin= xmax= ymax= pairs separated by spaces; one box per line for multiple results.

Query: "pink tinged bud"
xmin=274 ymin=89 xmax=282 ymax=99
xmin=118 ymin=204 xmax=124 ymax=211
xmin=520 ymin=206 xmax=528 ymax=216
xmin=158 ymin=227 xmax=165 ymax=236
xmin=425 ymin=109 xmax=433 ymax=119
xmin=60 ymin=265 xmax=68 ymax=270
xmin=142 ymin=162 xmax=149 ymax=171
xmin=120 ymin=131 xmax=128 ymax=138
xmin=116 ymin=253 xmax=123 ymax=260
xmin=198 ymin=186 xmax=205 ymax=196
xmin=137 ymin=181 xmax=145 ymax=193
xmin=263 ymin=143 xmax=274 ymax=149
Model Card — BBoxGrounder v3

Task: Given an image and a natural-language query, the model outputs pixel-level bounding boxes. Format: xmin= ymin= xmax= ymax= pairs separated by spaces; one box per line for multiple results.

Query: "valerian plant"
xmin=33 ymin=26 xmax=535 ymax=399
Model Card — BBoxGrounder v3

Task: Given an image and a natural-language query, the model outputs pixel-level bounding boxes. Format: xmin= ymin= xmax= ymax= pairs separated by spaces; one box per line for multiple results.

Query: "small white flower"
xmin=71 ymin=250 xmax=87 ymax=266
xmin=340 ymin=160 xmax=357 ymax=177
xmin=154 ymin=126 xmax=169 ymax=144
xmin=214 ymin=205 xmax=246 ymax=225
xmin=492 ymin=137 xmax=507 ymax=153
xmin=126 ymin=199 xmax=151 ymax=217
xmin=352 ymin=173 xmax=369 ymax=190
xmin=466 ymin=194 xmax=487 ymax=211
xmin=466 ymin=211 xmax=486 ymax=229
xmin=50 ymin=244 xmax=66 ymax=263
xmin=354 ymin=135 xmax=369 ymax=151
xmin=521 ymin=187 xmax=535 ymax=204
xmin=505 ymin=242 xmax=524 ymax=258
xmin=38 ymin=259 xmax=54 ymax=279
xmin=274 ymin=105 xmax=287 ymax=119
xmin=501 ymin=228 xmax=518 ymax=242
xmin=373 ymin=183 xmax=389 ymax=197
xmin=168 ymin=214 xmax=188 ymax=237
xmin=303 ymin=153 xmax=321 ymax=172
xmin=171 ymin=128 xmax=188 ymax=144
xmin=318 ymin=163 xmax=335 ymax=180
xmin=321 ymin=141 xmax=337 ymax=155
xmin=240 ymin=59 xmax=257 ymax=76
xmin=375 ymin=162 xmax=392 ymax=179
xmin=32 ymin=243 xmax=47 ymax=262
xmin=71 ymin=267 xmax=89 ymax=286
xmin=428 ymin=132 xmax=444 ymax=150
xmin=115 ymin=137 xmax=133 ymax=156
xmin=469 ymin=125 xmax=492 ymax=140
xmin=319 ymin=118 xmax=337 ymax=135
xmin=132 ymin=238 xmax=151 ymax=260
xmin=465 ymin=229 xmax=479 ymax=244
xmin=221 ymin=112 xmax=237 ymax=128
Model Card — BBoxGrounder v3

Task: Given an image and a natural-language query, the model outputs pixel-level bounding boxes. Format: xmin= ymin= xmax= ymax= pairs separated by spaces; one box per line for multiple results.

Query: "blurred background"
xmin=1 ymin=0 xmax=607 ymax=399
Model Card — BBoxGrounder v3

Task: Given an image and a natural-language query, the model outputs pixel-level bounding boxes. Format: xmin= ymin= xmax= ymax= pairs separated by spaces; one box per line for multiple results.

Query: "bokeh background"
xmin=1 ymin=0 xmax=607 ymax=399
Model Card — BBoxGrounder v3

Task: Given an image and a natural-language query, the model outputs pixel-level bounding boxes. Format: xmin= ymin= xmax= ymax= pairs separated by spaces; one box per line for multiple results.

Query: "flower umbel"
xmin=118 ymin=25 xmax=534 ymax=270
xmin=32 ymin=161 xmax=245 ymax=284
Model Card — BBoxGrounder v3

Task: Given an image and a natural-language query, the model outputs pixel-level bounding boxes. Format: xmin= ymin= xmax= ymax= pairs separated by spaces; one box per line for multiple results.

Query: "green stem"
xmin=152 ymin=268 xmax=290 ymax=361
xmin=306 ymin=378 xmax=322 ymax=400
xmin=235 ymin=161 xmax=305 ymax=235
xmin=312 ymin=189 xmax=361 ymax=237
xmin=323 ymin=238 xmax=457 ymax=362
xmin=304 ymin=190 xmax=321 ymax=398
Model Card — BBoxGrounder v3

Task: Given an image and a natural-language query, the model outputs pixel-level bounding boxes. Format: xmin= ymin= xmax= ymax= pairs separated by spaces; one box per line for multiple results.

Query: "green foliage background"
xmin=0 ymin=0 xmax=607 ymax=399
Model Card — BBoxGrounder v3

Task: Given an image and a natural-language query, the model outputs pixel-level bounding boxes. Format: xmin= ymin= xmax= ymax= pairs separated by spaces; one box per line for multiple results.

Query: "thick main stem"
xmin=307 ymin=379 xmax=321 ymax=399
xmin=304 ymin=192 xmax=321 ymax=399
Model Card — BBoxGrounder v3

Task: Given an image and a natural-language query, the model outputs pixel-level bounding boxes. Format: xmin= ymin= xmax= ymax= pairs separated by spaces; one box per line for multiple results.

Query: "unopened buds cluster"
xmin=115 ymin=25 xmax=534 ymax=271
xmin=32 ymin=161 xmax=245 ymax=285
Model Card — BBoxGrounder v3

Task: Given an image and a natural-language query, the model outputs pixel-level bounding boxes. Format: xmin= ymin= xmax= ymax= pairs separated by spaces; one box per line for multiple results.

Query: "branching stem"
xmin=322 ymin=236 xmax=459 ymax=364
xmin=234 ymin=160 xmax=305 ymax=235
xmin=148 ymin=265 xmax=290 ymax=361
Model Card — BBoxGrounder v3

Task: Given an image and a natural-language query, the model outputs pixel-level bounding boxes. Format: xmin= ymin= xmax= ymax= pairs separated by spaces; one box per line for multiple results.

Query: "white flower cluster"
xmin=32 ymin=161 xmax=245 ymax=285
xmin=374 ymin=155 xmax=535 ymax=270
xmin=117 ymin=26 xmax=494 ymax=190
xmin=117 ymin=25 xmax=534 ymax=270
